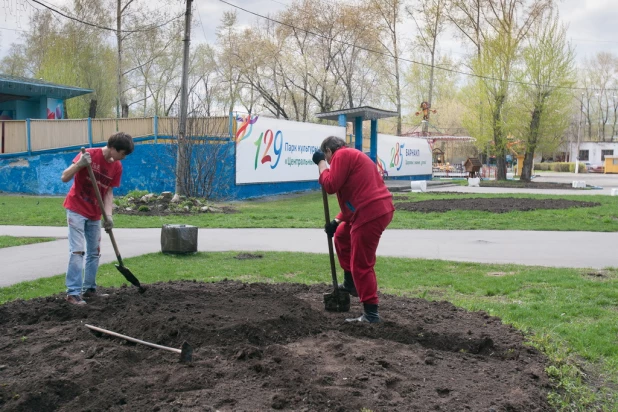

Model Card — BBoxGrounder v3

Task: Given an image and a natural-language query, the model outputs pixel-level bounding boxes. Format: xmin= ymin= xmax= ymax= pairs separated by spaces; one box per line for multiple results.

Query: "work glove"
xmin=312 ymin=150 xmax=326 ymax=165
xmin=76 ymin=152 xmax=91 ymax=168
xmin=324 ymin=219 xmax=339 ymax=238
xmin=103 ymin=215 xmax=113 ymax=231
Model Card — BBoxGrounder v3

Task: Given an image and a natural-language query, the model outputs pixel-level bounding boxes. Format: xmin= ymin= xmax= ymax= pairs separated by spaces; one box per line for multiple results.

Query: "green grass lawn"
xmin=1 ymin=252 xmax=616 ymax=411
xmin=2 ymin=192 xmax=618 ymax=231
xmin=0 ymin=235 xmax=55 ymax=249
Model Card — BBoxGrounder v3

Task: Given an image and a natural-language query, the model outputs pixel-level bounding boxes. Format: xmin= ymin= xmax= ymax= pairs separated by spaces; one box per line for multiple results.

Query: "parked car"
xmin=588 ymin=164 xmax=605 ymax=173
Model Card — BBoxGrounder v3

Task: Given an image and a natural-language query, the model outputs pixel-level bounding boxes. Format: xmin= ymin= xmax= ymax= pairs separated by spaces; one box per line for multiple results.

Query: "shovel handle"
xmin=80 ymin=148 xmax=108 ymax=222
xmin=321 ymin=186 xmax=339 ymax=292
xmin=80 ymin=148 xmax=122 ymax=262
xmin=85 ymin=324 xmax=181 ymax=354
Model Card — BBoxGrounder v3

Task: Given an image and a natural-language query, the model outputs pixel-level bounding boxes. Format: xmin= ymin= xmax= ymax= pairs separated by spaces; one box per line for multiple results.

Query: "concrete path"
xmin=428 ymin=186 xmax=612 ymax=195
xmin=1 ymin=226 xmax=616 ymax=287
xmin=386 ymin=172 xmax=618 ymax=195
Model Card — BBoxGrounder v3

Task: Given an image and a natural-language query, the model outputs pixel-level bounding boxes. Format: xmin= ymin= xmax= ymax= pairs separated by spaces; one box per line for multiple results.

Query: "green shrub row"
xmin=534 ymin=162 xmax=586 ymax=173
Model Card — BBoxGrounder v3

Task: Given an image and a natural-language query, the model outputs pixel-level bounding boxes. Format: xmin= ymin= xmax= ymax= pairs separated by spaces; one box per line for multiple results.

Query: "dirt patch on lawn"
xmin=395 ymin=198 xmax=600 ymax=213
xmin=480 ymin=181 xmax=589 ymax=190
xmin=0 ymin=281 xmax=551 ymax=411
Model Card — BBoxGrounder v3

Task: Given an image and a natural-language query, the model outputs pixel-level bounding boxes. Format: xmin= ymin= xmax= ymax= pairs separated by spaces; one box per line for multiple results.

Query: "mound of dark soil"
xmin=395 ymin=198 xmax=600 ymax=213
xmin=480 ymin=181 xmax=586 ymax=190
xmin=0 ymin=281 xmax=551 ymax=411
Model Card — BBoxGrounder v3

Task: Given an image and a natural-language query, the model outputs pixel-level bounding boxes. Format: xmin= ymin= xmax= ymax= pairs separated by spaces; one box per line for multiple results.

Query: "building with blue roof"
xmin=0 ymin=73 xmax=92 ymax=120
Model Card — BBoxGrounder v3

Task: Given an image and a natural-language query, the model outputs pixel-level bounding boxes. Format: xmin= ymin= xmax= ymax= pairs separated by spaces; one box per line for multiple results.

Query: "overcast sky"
xmin=1 ymin=0 xmax=617 ymax=73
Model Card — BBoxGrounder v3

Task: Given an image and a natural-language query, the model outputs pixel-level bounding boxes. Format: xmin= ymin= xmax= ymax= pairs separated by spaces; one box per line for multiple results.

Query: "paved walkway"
xmin=1 ymin=226 xmax=616 ymax=287
xmin=385 ymin=172 xmax=618 ymax=195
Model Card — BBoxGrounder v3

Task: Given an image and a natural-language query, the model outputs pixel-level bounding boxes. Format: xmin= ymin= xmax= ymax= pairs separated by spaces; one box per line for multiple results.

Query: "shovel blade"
xmin=115 ymin=264 xmax=146 ymax=293
xmin=324 ymin=290 xmax=350 ymax=312
xmin=180 ymin=341 xmax=193 ymax=363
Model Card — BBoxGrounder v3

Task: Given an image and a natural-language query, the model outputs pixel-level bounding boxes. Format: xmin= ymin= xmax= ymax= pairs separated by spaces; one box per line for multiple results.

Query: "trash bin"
xmin=161 ymin=224 xmax=198 ymax=254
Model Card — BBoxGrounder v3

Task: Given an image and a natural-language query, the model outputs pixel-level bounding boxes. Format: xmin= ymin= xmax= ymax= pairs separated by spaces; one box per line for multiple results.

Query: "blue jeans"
xmin=65 ymin=209 xmax=101 ymax=296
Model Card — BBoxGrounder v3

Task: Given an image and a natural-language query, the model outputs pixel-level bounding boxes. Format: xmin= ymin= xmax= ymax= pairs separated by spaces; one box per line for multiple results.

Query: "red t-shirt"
xmin=63 ymin=148 xmax=123 ymax=220
xmin=319 ymin=147 xmax=394 ymax=227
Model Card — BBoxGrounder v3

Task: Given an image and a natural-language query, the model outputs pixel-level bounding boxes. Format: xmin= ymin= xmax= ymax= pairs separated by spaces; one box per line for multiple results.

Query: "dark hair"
xmin=107 ymin=132 xmax=134 ymax=155
xmin=320 ymin=136 xmax=347 ymax=154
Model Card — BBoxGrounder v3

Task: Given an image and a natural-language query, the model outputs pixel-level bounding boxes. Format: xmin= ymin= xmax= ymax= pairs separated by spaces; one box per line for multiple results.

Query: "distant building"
xmin=0 ymin=73 xmax=92 ymax=120
xmin=569 ymin=141 xmax=618 ymax=166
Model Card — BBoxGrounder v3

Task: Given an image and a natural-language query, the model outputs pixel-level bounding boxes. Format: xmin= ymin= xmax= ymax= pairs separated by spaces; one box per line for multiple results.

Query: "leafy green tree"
xmin=459 ymin=0 xmax=553 ymax=179
xmin=34 ymin=0 xmax=116 ymax=118
xmin=580 ymin=53 xmax=618 ymax=142
xmin=516 ymin=11 xmax=576 ymax=181
xmin=216 ymin=11 xmax=243 ymax=115
xmin=404 ymin=53 xmax=460 ymax=131
xmin=407 ymin=0 xmax=449 ymax=135
xmin=0 ymin=44 xmax=29 ymax=76
xmin=124 ymin=18 xmax=184 ymax=117
xmin=369 ymin=0 xmax=404 ymax=134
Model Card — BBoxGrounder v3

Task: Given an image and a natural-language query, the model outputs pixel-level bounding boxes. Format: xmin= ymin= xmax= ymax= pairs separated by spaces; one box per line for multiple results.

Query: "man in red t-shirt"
xmin=313 ymin=136 xmax=394 ymax=323
xmin=61 ymin=132 xmax=134 ymax=305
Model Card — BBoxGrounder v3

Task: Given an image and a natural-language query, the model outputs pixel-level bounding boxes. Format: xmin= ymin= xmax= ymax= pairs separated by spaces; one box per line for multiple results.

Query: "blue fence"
xmin=0 ymin=141 xmax=321 ymax=199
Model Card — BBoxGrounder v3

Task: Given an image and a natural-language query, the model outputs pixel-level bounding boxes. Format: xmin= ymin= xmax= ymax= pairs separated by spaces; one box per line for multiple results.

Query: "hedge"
xmin=533 ymin=162 xmax=587 ymax=173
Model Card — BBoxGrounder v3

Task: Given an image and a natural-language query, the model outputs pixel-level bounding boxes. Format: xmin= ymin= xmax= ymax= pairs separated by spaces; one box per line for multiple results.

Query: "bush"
xmin=126 ymin=189 xmax=149 ymax=199
xmin=568 ymin=163 xmax=587 ymax=173
xmin=552 ymin=163 xmax=571 ymax=172
xmin=535 ymin=162 xmax=585 ymax=173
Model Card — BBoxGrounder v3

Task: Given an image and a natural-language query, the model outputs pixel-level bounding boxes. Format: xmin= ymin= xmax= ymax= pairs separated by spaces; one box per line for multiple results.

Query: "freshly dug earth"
xmin=395 ymin=197 xmax=600 ymax=213
xmin=0 ymin=281 xmax=552 ymax=411
xmin=480 ymin=181 xmax=584 ymax=190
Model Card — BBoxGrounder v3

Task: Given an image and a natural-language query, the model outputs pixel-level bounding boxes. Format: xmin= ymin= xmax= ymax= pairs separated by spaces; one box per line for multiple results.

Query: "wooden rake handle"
xmin=85 ymin=324 xmax=182 ymax=354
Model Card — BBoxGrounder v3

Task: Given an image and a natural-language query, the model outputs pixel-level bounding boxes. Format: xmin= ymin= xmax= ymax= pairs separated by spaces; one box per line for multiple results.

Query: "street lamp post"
xmin=575 ymin=92 xmax=583 ymax=174
xmin=596 ymin=92 xmax=602 ymax=142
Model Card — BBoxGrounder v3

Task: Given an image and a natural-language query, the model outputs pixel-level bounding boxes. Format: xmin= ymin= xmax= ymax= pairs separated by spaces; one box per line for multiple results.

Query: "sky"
xmin=1 ymin=0 xmax=617 ymax=72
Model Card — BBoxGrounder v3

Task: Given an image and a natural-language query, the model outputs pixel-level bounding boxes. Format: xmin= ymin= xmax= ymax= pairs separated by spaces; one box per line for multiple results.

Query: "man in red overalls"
xmin=313 ymin=136 xmax=395 ymax=323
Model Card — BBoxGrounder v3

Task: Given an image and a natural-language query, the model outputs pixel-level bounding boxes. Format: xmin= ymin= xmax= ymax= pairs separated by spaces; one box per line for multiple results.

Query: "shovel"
xmin=85 ymin=324 xmax=193 ymax=363
xmin=80 ymin=148 xmax=145 ymax=293
xmin=321 ymin=186 xmax=350 ymax=312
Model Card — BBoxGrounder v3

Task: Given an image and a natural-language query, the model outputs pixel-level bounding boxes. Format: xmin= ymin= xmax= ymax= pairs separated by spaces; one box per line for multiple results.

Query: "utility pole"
xmin=175 ymin=0 xmax=193 ymax=195
xmin=575 ymin=92 xmax=583 ymax=174
xmin=115 ymin=0 xmax=122 ymax=125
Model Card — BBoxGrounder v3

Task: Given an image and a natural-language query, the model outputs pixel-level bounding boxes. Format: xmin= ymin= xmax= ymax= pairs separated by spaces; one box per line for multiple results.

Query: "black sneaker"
xmin=66 ymin=295 xmax=87 ymax=305
xmin=82 ymin=289 xmax=109 ymax=298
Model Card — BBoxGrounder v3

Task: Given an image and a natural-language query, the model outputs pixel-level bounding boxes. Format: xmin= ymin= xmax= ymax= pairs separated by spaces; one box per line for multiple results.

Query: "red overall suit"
xmin=319 ymin=147 xmax=394 ymax=305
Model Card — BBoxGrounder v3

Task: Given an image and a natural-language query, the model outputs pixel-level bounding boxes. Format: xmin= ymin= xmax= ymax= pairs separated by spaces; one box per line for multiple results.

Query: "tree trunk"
xmin=89 ymin=99 xmax=98 ymax=118
xmin=521 ymin=106 xmax=541 ymax=182
xmin=492 ymin=89 xmax=508 ymax=180
xmin=521 ymin=151 xmax=535 ymax=182
xmin=496 ymin=154 xmax=507 ymax=180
